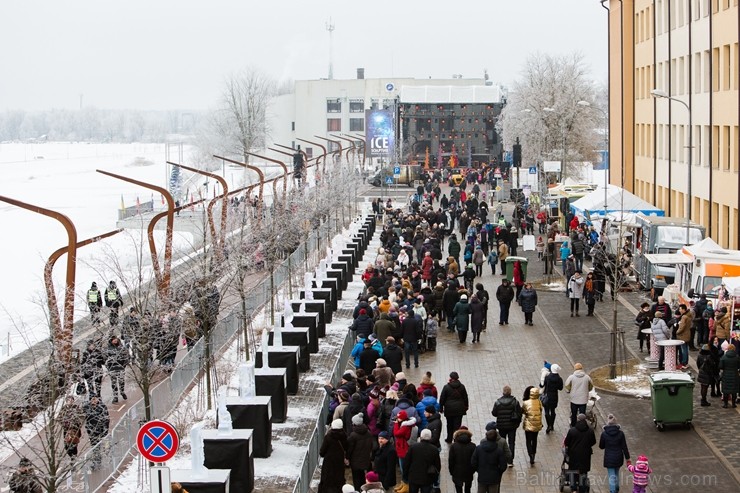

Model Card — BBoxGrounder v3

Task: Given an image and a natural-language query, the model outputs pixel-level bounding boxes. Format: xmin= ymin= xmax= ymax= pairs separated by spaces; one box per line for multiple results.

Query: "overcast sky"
xmin=0 ymin=0 xmax=608 ymax=111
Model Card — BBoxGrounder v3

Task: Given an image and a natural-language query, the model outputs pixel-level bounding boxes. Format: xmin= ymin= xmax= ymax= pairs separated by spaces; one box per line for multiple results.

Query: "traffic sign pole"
xmin=137 ymin=420 xmax=180 ymax=464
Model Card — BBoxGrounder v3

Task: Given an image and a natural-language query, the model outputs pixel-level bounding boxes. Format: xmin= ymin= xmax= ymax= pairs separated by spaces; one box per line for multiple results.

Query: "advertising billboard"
xmin=365 ymin=109 xmax=394 ymax=158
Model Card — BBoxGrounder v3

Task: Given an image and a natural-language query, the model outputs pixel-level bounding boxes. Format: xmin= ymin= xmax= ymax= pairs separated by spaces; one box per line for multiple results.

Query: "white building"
xmin=266 ymin=70 xmax=502 ymax=166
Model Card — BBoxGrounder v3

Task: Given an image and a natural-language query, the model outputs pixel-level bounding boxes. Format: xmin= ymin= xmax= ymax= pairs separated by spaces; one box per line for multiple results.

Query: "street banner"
xmin=365 ymin=110 xmax=394 ymax=158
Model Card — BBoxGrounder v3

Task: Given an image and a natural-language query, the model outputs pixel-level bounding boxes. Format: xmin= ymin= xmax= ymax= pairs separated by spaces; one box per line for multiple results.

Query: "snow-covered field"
xmin=0 ymin=142 xmax=280 ymax=360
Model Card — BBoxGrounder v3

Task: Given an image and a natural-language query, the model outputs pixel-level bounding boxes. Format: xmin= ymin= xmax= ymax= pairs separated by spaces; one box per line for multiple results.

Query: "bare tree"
xmin=196 ymin=67 xmax=276 ymax=167
xmin=498 ymin=52 xmax=600 ymax=180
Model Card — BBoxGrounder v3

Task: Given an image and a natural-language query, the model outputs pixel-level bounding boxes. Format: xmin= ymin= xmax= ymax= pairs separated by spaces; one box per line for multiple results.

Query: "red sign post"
xmin=136 ymin=420 xmax=179 ymax=463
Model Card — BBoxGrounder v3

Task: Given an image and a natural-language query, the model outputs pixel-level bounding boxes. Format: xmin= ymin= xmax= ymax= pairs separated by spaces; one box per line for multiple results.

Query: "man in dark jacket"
xmin=373 ymin=431 xmax=397 ymax=490
xmin=383 ymin=336 xmax=404 ymax=375
xmin=401 ymin=309 xmax=421 ymax=369
xmin=358 ymin=339 xmax=380 ymax=375
xmin=84 ymin=396 xmax=110 ymax=469
xmin=439 ymin=372 xmax=469 ymax=444
xmin=564 ymin=413 xmax=597 ymax=493
xmin=495 ymin=279 xmax=515 ymax=325
xmin=347 ymin=413 xmax=375 ymax=491
xmin=104 ymin=280 xmax=123 ymax=325
xmin=449 ymin=427 xmax=476 ymax=493
xmin=471 ymin=429 xmax=508 ymax=493
xmin=80 ymin=339 xmax=105 ymax=397
xmin=424 ymin=405 xmax=443 ymax=449
xmin=106 ymin=336 xmax=129 ymax=403
xmin=352 ymin=309 xmax=375 ymax=339
xmin=373 ymin=313 xmax=396 ymax=347
xmin=406 ymin=428 xmax=441 ymax=493
xmin=87 ymin=282 xmax=103 ymax=325
xmin=491 ymin=385 xmax=521 ymax=466
xmin=443 ymin=284 xmax=461 ymax=332
xmin=448 ymin=235 xmax=461 ymax=266
xmin=599 ymin=414 xmax=630 ymax=493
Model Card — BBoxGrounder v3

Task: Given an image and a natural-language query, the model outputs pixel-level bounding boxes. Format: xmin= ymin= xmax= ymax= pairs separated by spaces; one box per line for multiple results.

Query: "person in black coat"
xmin=319 ymin=420 xmax=348 ymax=493
xmin=448 ymin=427 xmax=476 ymax=493
xmin=80 ymin=340 xmax=105 ymax=397
xmin=471 ymin=430 xmax=508 ymax=492
xmin=373 ymin=431 xmax=397 ymax=490
xmin=347 ymin=415 xmax=375 ymax=491
xmin=83 ymin=396 xmax=109 ymax=469
xmin=352 ymin=310 xmax=375 ymax=339
xmin=424 ymin=406 xmax=443 ymax=448
xmin=383 ymin=337 xmax=404 ymax=375
xmin=495 ymin=279 xmax=515 ymax=325
xmin=540 ymin=363 xmax=564 ymax=434
xmin=405 ymin=429 xmax=441 ymax=491
xmin=599 ymin=414 xmax=630 ymax=493
xmin=439 ymin=372 xmax=469 ymax=443
xmin=697 ymin=344 xmax=718 ymax=406
xmin=358 ymin=340 xmax=380 ymax=376
xmin=443 ymin=285 xmax=461 ymax=332
xmin=469 ymin=295 xmax=485 ymax=343
xmin=564 ymin=414 xmax=597 ymax=493
xmin=491 ymin=385 xmax=521 ymax=466
xmin=475 ymin=283 xmax=490 ymax=331
xmin=401 ymin=310 xmax=422 ymax=369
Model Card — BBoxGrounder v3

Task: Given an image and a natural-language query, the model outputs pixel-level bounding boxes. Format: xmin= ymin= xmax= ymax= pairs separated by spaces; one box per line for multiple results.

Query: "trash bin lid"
xmin=505 ymin=256 xmax=528 ymax=263
xmin=649 ymin=371 xmax=693 ymax=384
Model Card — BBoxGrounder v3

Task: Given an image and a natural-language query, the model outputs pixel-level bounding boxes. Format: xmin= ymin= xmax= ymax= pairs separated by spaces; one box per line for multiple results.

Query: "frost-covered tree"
xmin=498 ymin=53 xmax=601 ymax=180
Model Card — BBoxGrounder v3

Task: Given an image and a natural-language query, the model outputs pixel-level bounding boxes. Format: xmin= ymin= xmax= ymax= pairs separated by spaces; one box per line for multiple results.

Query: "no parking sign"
xmin=136 ymin=420 xmax=179 ymax=463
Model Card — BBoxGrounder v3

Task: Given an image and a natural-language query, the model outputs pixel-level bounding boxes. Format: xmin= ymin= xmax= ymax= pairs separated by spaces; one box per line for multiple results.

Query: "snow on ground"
xmin=0 ymin=142 xmax=285 ymax=360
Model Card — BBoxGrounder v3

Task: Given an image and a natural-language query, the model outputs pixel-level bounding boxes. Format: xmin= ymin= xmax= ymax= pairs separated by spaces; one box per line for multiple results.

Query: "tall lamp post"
xmin=651 ymin=89 xmax=692 ymax=245
xmin=577 ymin=101 xmax=609 ymax=218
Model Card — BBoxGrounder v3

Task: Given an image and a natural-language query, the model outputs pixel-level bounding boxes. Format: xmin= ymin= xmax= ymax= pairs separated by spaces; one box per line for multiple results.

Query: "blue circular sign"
xmin=386 ymin=83 xmax=395 ymax=92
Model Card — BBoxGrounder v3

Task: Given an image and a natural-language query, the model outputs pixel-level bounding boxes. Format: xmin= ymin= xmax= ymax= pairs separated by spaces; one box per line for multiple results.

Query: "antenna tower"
xmin=326 ymin=18 xmax=335 ymax=80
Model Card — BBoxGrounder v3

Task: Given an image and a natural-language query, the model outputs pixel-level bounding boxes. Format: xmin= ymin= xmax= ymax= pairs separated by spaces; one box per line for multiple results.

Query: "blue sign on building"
xmin=393 ymin=166 xmax=401 ymax=175
xmin=528 ymin=166 xmax=537 ymax=174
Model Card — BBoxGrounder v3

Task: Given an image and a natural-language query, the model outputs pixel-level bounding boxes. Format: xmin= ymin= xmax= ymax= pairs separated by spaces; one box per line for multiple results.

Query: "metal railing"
xmin=79 ymin=215 xmax=338 ymax=492
xmin=291 ymin=328 xmax=353 ymax=493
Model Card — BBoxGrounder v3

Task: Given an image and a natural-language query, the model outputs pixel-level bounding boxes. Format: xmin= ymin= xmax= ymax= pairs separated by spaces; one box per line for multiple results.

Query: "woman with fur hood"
xmin=448 ymin=426 xmax=476 ymax=493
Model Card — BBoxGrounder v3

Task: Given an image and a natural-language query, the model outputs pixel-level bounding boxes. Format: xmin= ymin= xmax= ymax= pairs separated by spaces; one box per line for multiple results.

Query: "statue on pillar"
xmin=216 ymin=386 xmax=233 ymax=435
xmin=284 ymin=299 xmax=294 ymax=329
xmin=273 ymin=321 xmax=283 ymax=347
xmin=304 ymin=272 xmax=314 ymax=300
xmin=238 ymin=362 xmax=255 ymax=398
xmin=190 ymin=422 xmax=207 ymax=479
xmin=261 ymin=329 xmax=270 ymax=369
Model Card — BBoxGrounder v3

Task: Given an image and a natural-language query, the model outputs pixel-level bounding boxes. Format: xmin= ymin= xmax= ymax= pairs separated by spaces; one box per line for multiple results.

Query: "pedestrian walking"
xmin=83 ymin=396 xmax=110 ymax=470
xmin=473 ymin=245 xmax=485 ymax=277
xmin=495 ymin=279 xmax=514 ymax=325
xmin=104 ymin=280 xmax=123 ymax=326
xmin=564 ymin=363 xmax=594 ymax=427
xmin=393 ymin=410 xmax=417 ymax=493
xmin=697 ymin=344 xmax=718 ymax=406
xmin=106 ymin=336 xmax=129 ymax=403
xmin=347 ymin=414 xmax=374 ymax=491
xmin=471 ymin=429 xmax=508 ymax=493
xmin=521 ymin=386 xmax=543 ymax=466
xmin=60 ymin=396 xmax=84 ymax=459
xmin=563 ymin=413 xmax=596 ymax=493
xmin=518 ymin=282 xmax=538 ymax=326
xmin=599 ymin=413 xmax=631 ymax=493
xmin=87 ymin=282 xmax=103 ymax=325
xmin=475 ymin=283 xmax=490 ymax=331
xmin=80 ymin=339 xmax=105 ymax=397
xmin=319 ymin=420 xmax=349 ymax=493
xmin=512 ymin=260 xmax=525 ymax=300
xmin=448 ymin=427 xmax=476 ymax=493
xmin=491 ymin=385 xmax=521 ymax=466
xmin=568 ymin=271 xmax=584 ymax=317
xmin=719 ymin=343 xmax=738 ymax=408
xmin=372 ymin=431 xmax=397 ymax=491
xmin=487 ymin=248 xmax=498 ymax=275
xmin=439 ymin=372 xmax=469 ymax=444
xmin=540 ymin=363 xmax=563 ymax=434
xmin=405 ymin=428 xmax=441 ymax=493
xmin=452 ymin=295 xmax=470 ymax=344
xmin=8 ymin=457 xmax=42 ymax=493
xmin=634 ymin=302 xmax=652 ymax=352
xmin=627 ymin=455 xmax=652 ymax=493
xmin=401 ymin=309 xmax=422 ymax=369
xmin=497 ymin=240 xmax=508 ymax=273
xmin=469 ymin=295 xmax=484 ymax=343
xmin=651 ymin=311 xmax=670 ymax=370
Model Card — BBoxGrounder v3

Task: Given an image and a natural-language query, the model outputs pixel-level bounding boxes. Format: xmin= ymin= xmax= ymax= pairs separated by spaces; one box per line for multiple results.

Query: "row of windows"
xmin=636 ymin=179 xmax=738 ymax=248
xmin=326 ymin=118 xmax=364 ymax=132
xmin=636 ymin=123 xmax=740 ymax=172
xmin=636 ymin=43 xmax=739 ymax=98
xmin=650 ymin=0 xmax=738 ymax=38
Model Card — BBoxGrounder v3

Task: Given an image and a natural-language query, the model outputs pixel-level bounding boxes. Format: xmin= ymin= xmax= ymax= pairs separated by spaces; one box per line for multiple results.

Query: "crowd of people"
xmin=317 ymin=195 xmax=658 ymax=493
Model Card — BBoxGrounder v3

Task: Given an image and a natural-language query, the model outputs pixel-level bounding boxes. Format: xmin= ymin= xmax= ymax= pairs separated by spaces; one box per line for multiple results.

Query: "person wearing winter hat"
xmin=341 ymin=484 xmax=358 ymax=493
xmin=627 ymin=455 xmax=652 ymax=493
xmin=599 ymin=413 xmax=630 ymax=493
xmin=540 ymin=363 xmax=564 ymax=434
xmin=319 ymin=419 xmax=349 ymax=493
xmin=405 ymin=427 xmax=441 ymax=493
xmin=87 ymin=281 xmax=103 ymax=325
xmin=347 ymin=413 xmax=374 ymax=491
xmin=696 ymin=344 xmax=717 ymax=406
xmin=362 ymin=471 xmax=383 ymax=493
xmin=393 ymin=409 xmax=416 ymax=493
xmin=453 ymin=293 xmax=471 ymax=343
xmin=417 ymin=371 xmax=438 ymax=399
xmin=565 ymin=363 xmax=594 ymax=427
xmin=439 ymin=372 xmax=469 ymax=444
xmin=373 ymin=430 xmax=398 ymax=491
xmin=564 ymin=413 xmax=596 ymax=492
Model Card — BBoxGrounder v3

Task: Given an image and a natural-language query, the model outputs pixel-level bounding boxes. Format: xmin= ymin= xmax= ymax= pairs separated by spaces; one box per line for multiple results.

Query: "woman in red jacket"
xmin=393 ymin=410 xmax=416 ymax=492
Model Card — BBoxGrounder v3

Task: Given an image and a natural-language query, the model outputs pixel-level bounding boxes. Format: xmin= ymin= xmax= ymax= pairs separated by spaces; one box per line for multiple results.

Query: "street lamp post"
xmin=651 ymin=89 xmax=692 ymax=245
xmin=577 ymin=101 xmax=609 ymax=219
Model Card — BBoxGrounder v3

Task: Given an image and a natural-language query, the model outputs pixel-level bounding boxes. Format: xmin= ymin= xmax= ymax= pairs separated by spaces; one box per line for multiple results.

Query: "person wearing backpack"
xmin=491 ymin=385 xmax=521 ymax=467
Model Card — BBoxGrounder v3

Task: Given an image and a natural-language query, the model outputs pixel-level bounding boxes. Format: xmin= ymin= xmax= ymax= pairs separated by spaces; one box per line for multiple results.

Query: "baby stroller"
xmin=558 ymin=445 xmax=589 ymax=492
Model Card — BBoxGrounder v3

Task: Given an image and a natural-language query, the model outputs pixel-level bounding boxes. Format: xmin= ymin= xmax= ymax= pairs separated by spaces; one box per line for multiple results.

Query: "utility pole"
xmin=326 ymin=18 xmax=335 ymax=80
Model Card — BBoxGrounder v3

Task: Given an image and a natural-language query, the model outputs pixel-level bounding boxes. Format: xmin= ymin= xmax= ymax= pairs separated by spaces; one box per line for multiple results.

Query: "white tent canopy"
xmin=570 ymin=185 xmax=664 ymax=217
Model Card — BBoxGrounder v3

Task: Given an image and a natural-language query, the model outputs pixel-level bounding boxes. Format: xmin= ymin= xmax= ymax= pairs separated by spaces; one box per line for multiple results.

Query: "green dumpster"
xmin=505 ymin=256 xmax=528 ymax=282
xmin=649 ymin=371 xmax=694 ymax=431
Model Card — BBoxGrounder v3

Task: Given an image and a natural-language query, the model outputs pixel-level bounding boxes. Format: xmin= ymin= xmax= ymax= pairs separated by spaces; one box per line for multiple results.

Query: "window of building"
xmin=327 ymin=118 xmax=341 ymax=131
xmin=694 ymin=53 xmax=702 ymax=93
xmin=723 ymin=126 xmax=731 ymax=170
xmin=712 ymin=125 xmax=720 ymax=168
xmin=734 ymin=43 xmax=739 ymax=90
xmin=694 ymin=125 xmax=702 ymax=166
xmin=677 ymin=0 xmax=685 ymax=26
xmin=734 ymin=126 xmax=739 ymax=171
xmin=656 ymin=0 xmax=663 ymax=33
xmin=306 ymin=147 xmax=313 ymax=159
xmin=349 ymin=118 xmax=364 ymax=132
xmin=291 ymin=121 xmax=295 ymax=131
xmin=349 ymin=99 xmax=364 ymax=113
xmin=704 ymin=50 xmax=711 ymax=92
xmin=723 ymin=45 xmax=731 ymax=91
xmin=678 ymin=57 xmax=685 ymax=94
xmin=694 ymin=0 xmax=701 ymax=20
xmin=703 ymin=126 xmax=711 ymax=166
xmin=326 ymin=99 xmax=341 ymax=113
xmin=734 ymin=208 xmax=739 ymax=249
xmin=723 ymin=0 xmax=730 ymax=10
xmin=712 ymin=48 xmax=720 ymax=92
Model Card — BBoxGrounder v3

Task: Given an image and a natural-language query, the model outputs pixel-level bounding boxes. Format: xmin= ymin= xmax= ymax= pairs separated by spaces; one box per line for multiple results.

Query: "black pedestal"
xmin=300 ymin=288 xmax=335 ymax=313
xmin=224 ymin=396 xmax=273 ymax=458
xmin=283 ymin=313 xmax=320 ymax=352
xmin=172 ymin=469 xmax=231 ymax=493
xmin=268 ymin=329 xmax=310 ymax=371
xmin=339 ymin=252 xmax=357 ymax=270
xmin=313 ymin=278 xmax=340 ymax=302
xmin=290 ymin=299 xmax=329 ymax=334
xmin=255 ymin=368 xmax=288 ymax=423
xmin=255 ymin=347 xmax=300 ymax=394
xmin=331 ymin=261 xmax=351 ymax=281
xmin=202 ymin=429 xmax=254 ymax=493
xmin=326 ymin=268 xmax=347 ymax=291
